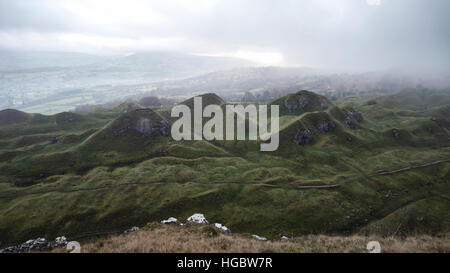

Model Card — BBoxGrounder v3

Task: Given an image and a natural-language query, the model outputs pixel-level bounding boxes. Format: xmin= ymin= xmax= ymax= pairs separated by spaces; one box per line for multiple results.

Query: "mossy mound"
xmin=0 ymin=109 xmax=30 ymax=125
xmin=81 ymin=108 xmax=170 ymax=153
xmin=270 ymin=90 xmax=333 ymax=116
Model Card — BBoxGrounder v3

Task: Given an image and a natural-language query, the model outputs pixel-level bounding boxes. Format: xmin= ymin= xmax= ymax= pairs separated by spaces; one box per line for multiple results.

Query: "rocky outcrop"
xmin=252 ymin=235 xmax=268 ymax=241
xmin=108 ymin=109 xmax=170 ymax=138
xmin=161 ymin=217 xmax=179 ymax=225
xmin=293 ymin=129 xmax=313 ymax=145
xmin=159 ymin=120 xmax=170 ymax=137
xmin=187 ymin=213 xmax=209 ymax=225
xmin=317 ymin=120 xmax=336 ymax=134
xmin=344 ymin=109 xmax=363 ymax=129
xmin=162 ymin=214 xmax=232 ymax=234
xmin=284 ymin=96 xmax=309 ymax=111
xmin=122 ymin=226 xmax=139 ymax=235
xmin=0 ymin=236 xmax=67 ymax=253
xmin=214 ymin=223 xmax=232 ymax=234
xmin=320 ymin=103 xmax=329 ymax=110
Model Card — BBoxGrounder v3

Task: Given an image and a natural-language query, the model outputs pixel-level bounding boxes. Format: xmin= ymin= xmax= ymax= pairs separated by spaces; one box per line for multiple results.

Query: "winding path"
xmin=368 ymin=158 xmax=449 ymax=177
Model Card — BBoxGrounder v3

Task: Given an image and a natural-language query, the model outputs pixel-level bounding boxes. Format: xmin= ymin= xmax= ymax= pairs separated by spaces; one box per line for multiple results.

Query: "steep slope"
xmin=81 ymin=108 xmax=170 ymax=154
xmin=270 ymin=90 xmax=333 ymax=116
xmin=0 ymin=109 xmax=31 ymax=125
xmin=268 ymin=91 xmax=360 ymax=152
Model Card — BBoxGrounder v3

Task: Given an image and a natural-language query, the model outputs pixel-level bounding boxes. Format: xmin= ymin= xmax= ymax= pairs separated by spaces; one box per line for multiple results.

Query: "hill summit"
xmin=270 ymin=90 xmax=333 ymax=116
xmin=179 ymin=93 xmax=226 ymax=110
xmin=82 ymin=108 xmax=170 ymax=153
xmin=0 ymin=109 xmax=30 ymax=125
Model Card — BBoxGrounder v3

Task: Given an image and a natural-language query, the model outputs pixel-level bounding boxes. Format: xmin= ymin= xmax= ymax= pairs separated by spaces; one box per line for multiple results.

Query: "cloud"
xmin=366 ymin=0 xmax=381 ymax=6
xmin=0 ymin=0 xmax=449 ymax=72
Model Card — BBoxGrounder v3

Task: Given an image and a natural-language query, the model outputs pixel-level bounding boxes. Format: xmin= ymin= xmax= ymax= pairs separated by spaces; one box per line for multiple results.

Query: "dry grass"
xmin=54 ymin=223 xmax=450 ymax=253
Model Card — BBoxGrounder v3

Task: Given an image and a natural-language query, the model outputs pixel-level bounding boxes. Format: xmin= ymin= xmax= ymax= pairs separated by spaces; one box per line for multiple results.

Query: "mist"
xmin=0 ymin=0 xmax=449 ymax=72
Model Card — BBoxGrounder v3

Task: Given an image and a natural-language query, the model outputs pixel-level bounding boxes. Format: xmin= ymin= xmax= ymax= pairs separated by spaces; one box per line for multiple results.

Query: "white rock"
xmin=214 ymin=223 xmax=232 ymax=234
xmin=161 ymin=217 xmax=179 ymax=224
xmin=186 ymin=213 xmax=209 ymax=225
xmin=252 ymin=234 xmax=267 ymax=241
xmin=281 ymin=236 xmax=289 ymax=241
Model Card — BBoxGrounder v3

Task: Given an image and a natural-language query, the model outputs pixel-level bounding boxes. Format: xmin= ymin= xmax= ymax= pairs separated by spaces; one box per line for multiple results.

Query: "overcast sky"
xmin=0 ymin=0 xmax=449 ymax=71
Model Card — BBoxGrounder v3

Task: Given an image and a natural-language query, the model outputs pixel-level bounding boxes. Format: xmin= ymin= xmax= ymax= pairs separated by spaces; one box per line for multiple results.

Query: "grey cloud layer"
xmin=0 ymin=0 xmax=449 ymax=72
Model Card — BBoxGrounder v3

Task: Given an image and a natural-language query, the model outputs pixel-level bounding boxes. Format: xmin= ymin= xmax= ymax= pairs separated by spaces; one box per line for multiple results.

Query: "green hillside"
xmin=0 ymin=89 xmax=449 ymax=247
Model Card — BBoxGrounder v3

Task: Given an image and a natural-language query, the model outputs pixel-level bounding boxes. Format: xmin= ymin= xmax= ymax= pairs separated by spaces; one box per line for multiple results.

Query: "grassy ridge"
xmin=0 ymin=89 xmax=449 ymax=247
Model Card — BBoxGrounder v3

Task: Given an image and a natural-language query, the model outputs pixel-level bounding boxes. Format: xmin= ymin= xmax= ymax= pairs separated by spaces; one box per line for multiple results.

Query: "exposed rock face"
xmin=367 ymin=100 xmax=377 ymax=105
xmin=344 ymin=109 xmax=363 ymax=129
xmin=123 ymin=226 xmax=139 ymax=235
xmin=320 ymin=103 xmax=329 ymax=110
xmin=187 ymin=213 xmax=209 ymax=225
xmin=284 ymin=96 xmax=309 ymax=111
xmin=0 ymin=236 xmax=67 ymax=253
xmin=110 ymin=109 xmax=170 ymax=137
xmin=50 ymin=136 xmax=57 ymax=144
xmin=293 ymin=129 xmax=313 ymax=145
xmin=159 ymin=120 xmax=170 ymax=137
xmin=317 ymin=120 xmax=336 ymax=134
xmin=214 ymin=223 xmax=232 ymax=234
xmin=136 ymin=118 xmax=152 ymax=136
xmin=161 ymin=217 xmax=179 ymax=225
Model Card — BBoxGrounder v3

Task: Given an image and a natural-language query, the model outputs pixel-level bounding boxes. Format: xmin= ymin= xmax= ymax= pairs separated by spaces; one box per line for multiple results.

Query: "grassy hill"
xmin=0 ymin=89 xmax=449 ymax=247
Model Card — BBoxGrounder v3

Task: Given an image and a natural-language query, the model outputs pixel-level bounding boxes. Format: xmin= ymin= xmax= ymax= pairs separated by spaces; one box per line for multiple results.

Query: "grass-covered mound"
xmin=0 ymin=89 xmax=449 ymax=247
xmin=270 ymin=90 xmax=333 ymax=116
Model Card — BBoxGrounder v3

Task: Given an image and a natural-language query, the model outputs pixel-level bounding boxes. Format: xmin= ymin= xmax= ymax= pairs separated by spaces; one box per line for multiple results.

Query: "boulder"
xmin=252 ymin=235 xmax=268 ymax=241
xmin=0 ymin=236 xmax=65 ymax=253
xmin=213 ymin=223 xmax=232 ymax=234
xmin=161 ymin=217 xmax=179 ymax=225
xmin=48 ymin=236 xmax=67 ymax=248
xmin=123 ymin=226 xmax=140 ymax=235
xmin=186 ymin=213 xmax=209 ymax=225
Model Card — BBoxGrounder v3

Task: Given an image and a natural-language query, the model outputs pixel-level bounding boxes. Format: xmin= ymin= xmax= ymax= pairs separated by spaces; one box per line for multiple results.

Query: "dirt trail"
xmin=0 ymin=181 xmax=340 ymax=199
xmin=368 ymin=159 xmax=449 ymax=177
xmin=2 ymin=158 xmax=447 ymax=199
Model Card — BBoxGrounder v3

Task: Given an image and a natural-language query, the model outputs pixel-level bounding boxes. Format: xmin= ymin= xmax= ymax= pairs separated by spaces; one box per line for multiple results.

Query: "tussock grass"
xmin=61 ymin=223 xmax=450 ymax=253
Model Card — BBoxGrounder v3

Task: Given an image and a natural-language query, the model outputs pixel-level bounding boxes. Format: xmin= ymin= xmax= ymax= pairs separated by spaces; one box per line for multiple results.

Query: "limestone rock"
xmin=344 ymin=109 xmax=363 ymax=129
xmin=252 ymin=235 xmax=268 ymax=241
xmin=317 ymin=120 xmax=336 ymax=134
xmin=161 ymin=217 xmax=179 ymax=225
xmin=284 ymin=96 xmax=309 ymax=111
xmin=214 ymin=223 xmax=232 ymax=234
xmin=293 ymin=129 xmax=313 ymax=145
xmin=187 ymin=213 xmax=209 ymax=225
xmin=123 ymin=226 xmax=139 ymax=235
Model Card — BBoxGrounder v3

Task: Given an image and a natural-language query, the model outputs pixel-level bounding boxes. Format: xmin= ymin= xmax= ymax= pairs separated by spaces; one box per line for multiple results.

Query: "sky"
xmin=0 ymin=0 xmax=449 ymax=71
